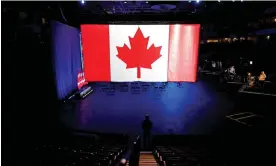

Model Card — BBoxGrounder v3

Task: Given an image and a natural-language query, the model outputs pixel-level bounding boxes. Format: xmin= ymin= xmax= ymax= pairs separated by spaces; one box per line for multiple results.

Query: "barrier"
xmin=78 ymin=86 xmax=93 ymax=99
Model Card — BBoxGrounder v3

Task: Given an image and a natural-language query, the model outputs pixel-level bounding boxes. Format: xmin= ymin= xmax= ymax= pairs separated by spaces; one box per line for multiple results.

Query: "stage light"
xmin=81 ymin=0 xmax=85 ymax=4
xmin=196 ymin=0 xmax=200 ymax=3
xmin=218 ymin=0 xmax=220 ymax=2
xmin=250 ymin=61 xmax=253 ymax=65
xmin=124 ymin=1 xmax=127 ymax=3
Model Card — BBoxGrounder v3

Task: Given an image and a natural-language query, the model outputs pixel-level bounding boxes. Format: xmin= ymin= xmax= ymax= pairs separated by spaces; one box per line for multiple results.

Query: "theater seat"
xmin=153 ymin=145 xmax=214 ymax=166
xmin=34 ymin=134 xmax=128 ymax=166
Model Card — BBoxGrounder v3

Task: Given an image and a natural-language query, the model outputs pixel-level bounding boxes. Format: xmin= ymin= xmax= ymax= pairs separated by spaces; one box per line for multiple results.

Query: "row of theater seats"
xmin=33 ymin=135 xmax=128 ymax=166
xmin=153 ymin=146 xmax=214 ymax=166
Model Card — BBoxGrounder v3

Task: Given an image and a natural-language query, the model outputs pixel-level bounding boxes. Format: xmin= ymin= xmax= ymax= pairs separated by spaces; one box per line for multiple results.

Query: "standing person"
xmin=247 ymin=72 xmax=254 ymax=88
xmin=258 ymin=71 xmax=266 ymax=88
xmin=142 ymin=114 xmax=152 ymax=150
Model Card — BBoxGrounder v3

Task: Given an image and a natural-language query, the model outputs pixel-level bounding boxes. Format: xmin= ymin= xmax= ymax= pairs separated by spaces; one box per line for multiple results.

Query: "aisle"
xmin=139 ymin=151 xmax=158 ymax=166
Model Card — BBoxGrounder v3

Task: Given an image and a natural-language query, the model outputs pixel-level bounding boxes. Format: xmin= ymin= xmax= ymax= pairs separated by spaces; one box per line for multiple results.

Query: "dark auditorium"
xmin=3 ymin=1 xmax=276 ymax=166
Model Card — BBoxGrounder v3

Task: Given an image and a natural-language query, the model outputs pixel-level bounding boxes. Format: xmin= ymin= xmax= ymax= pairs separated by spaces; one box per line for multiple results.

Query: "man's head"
xmin=145 ymin=114 xmax=149 ymax=120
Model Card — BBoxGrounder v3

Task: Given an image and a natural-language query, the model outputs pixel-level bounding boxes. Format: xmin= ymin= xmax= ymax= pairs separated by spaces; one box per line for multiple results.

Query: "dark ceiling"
xmin=78 ymin=1 xmax=275 ymax=23
xmin=2 ymin=1 xmax=276 ymax=26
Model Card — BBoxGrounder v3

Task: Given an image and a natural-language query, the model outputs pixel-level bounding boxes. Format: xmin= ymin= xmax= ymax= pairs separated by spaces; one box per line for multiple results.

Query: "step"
xmin=139 ymin=151 xmax=158 ymax=166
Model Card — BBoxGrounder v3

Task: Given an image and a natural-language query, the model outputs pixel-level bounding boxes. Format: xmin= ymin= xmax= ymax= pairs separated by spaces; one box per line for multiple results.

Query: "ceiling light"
xmin=196 ymin=0 xmax=200 ymax=3
xmin=81 ymin=0 xmax=85 ymax=4
xmin=124 ymin=1 xmax=127 ymax=3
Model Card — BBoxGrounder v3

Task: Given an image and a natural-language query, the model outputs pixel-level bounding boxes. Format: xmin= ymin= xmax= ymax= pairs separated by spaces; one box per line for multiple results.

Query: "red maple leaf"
xmin=116 ymin=27 xmax=162 ymax=79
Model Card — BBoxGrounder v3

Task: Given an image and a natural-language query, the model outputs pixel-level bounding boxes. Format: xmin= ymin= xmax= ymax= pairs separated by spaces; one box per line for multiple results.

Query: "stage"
xmin=59 ymin=74 xmax=275 ymax=135
xmin=60 ymin=79 xmax=235 ymax=135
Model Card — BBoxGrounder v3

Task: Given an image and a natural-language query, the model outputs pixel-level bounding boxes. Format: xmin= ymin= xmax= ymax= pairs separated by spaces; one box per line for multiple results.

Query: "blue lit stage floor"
xmin=59 ymin=76 xmax=275 ymax=135
xmin=60 ymin=79 xmax=235 ymax=135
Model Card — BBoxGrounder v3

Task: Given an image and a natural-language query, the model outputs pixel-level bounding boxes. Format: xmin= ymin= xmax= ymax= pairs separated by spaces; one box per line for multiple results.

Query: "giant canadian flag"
xmin=81 ymin=24 xmax=200 ymax=82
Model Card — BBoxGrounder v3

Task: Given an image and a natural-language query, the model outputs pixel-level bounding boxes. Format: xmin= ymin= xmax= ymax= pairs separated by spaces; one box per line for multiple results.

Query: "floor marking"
xmin=227 ymin=82 xmax=244 ymax=85
xmin=226 ymin=116 xmax=252 ymax=126
xmin=226 ymin=111 xmax=264 ymax=127
xmin=235 ymin=115 xmax=257 ymax=120
xmin=234 ymin=120 xmax=252 ymax=126
xmin=226 ymin=112 xmax=253 ymax=118
xmin=238 ymin=90 xmax=276 ymax=97
xmin=206 ymin=72 xmax=221 ymax=75
xmin=238 ymin=85 xmax=247 ymax=91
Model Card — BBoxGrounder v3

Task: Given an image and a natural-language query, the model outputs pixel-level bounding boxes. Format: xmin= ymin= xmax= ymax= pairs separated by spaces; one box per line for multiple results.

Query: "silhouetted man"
xmin=142 ymin=114 xmax=152 ymax=150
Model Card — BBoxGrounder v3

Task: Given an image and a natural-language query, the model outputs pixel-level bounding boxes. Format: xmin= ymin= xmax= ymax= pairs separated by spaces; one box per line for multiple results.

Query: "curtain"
xmin=51 ymin=21 xmax=82 ymax=100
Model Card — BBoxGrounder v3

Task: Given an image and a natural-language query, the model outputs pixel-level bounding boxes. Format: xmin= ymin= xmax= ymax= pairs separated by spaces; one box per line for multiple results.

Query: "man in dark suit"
xmin=142 ymin=114 xmax=152 ymax=150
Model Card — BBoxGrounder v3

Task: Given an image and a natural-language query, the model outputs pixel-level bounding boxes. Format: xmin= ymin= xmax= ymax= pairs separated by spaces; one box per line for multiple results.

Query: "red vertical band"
xmin=168 ymin=24 xmax=200 ymax=82
xmin=81 ymin=25 xmax=111 ymax=82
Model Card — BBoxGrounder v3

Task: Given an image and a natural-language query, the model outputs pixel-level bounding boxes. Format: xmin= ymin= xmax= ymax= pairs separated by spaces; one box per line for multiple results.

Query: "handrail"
xmin=119 ymin=149 xmax=132 ymax=165
xmin=119 ymin=135 xmax=141 ymax=165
